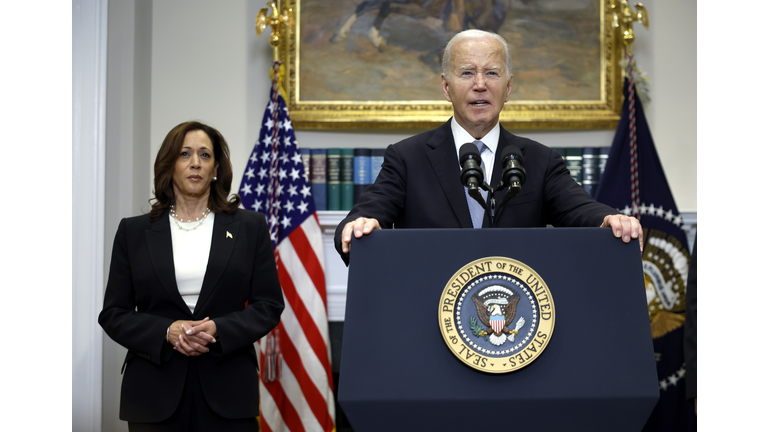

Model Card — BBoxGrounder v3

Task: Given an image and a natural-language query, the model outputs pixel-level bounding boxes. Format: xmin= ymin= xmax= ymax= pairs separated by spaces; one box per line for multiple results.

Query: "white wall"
xmin=639 ymin=0 xmax=697 ymax=212
xmin=150 ymin=1 xmax=252 ymax=193
xmin=96 ymin=0 xmax=696 ymax=430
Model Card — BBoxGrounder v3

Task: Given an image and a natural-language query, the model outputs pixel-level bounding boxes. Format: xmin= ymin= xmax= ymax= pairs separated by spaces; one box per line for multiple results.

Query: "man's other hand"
xmin=341 ymin=217 xmax=382 ymax=253
xmin=601 ymin=214 xmax=643 ymax=251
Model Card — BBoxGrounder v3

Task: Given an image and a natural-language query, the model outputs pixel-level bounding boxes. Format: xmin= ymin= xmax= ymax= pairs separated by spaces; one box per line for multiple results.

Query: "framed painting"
xmin=278 ymin=0 xmax=623 ymax=130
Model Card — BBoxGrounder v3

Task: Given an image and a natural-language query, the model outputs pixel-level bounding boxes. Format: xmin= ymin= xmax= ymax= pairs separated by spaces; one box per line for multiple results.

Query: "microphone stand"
xmin=468 ymin=180 xmax=521 ymax=228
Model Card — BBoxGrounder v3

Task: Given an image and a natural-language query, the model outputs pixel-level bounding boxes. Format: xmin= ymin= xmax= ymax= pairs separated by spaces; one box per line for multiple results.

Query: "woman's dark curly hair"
xmin=149 ymin=121 xmax=241 ymax=221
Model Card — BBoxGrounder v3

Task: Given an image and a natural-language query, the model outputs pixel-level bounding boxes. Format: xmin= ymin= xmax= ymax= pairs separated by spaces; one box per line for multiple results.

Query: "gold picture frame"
xmin=279 ymin=0 xmax=622 ymax=130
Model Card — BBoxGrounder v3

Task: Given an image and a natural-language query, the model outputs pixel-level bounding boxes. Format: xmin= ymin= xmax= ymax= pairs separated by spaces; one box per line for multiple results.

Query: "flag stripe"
xmin=278 ymin=236 xmax=330 ymax=338
xmin=258 ymin=378 xmax=283 ymax=432
xmin=259 ymin=369 xmax=303 ymax=432
xmin=276 ymin=258 xmax=334 ymax=382
xmin=276 ymin=320 xmax=333 ymax=429
xmin=287 ymin=223 xmax=328 ymax=307
xmin=278 ymin=295 xmax=336 ymax=424
xmin=278 ymin=294 xmax=332 ymax=398
xmin=276 ymin=357 xmax=323 ymax=431
xmin=304 ymin=214 xmax=326 ymax=268
xmin=260 ymin=416 xmax=273 ymax=432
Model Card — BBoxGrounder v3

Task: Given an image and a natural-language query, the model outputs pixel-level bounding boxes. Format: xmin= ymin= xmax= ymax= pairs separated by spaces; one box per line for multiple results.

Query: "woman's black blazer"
xmin=99 ymin=209 xmax=284 ymax=422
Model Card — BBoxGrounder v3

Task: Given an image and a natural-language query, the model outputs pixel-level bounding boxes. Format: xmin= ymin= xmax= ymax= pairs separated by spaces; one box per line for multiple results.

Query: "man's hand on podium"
xmin=341 ymin=217 xmax=382 ymax=254
xmin=601 ymin=214 xmax=643 ymax=251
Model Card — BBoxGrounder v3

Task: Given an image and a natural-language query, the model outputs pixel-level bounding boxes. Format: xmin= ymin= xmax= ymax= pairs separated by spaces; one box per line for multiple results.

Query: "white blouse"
xmin=169 ymin=213 xmax=215 ymax=313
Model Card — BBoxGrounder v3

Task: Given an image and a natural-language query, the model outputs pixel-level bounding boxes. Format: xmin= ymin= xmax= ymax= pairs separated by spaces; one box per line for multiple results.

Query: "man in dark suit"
xmin=335 ymin=29 xmax=642 ymax=265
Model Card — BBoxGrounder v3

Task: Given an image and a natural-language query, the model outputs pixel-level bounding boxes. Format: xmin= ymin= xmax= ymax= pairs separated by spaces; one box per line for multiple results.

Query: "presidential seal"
xmin=614 ymin=204 xmax=691 ymax=338
xmin=438 ymin=257 xmax=555 ymax=373
xmin=643 ymin=228 xmax=690 ymax=339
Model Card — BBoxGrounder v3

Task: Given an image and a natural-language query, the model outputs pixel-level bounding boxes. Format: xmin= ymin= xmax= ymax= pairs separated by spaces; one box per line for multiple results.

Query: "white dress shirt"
xmin=169 ymin=213 xmax=215 ymax=313
xmin=450 ymin=116 xmax=500 ymax=177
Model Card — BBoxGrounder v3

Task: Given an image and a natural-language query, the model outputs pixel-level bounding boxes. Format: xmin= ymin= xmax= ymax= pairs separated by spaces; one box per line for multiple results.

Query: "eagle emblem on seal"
xmin=470 ymin=285 xmax=526 ymax=346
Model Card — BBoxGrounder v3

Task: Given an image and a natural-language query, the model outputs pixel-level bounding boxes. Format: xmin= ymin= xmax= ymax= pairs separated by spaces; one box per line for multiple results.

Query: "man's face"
xmin=441 ymin=37 xmax=512 ymax=139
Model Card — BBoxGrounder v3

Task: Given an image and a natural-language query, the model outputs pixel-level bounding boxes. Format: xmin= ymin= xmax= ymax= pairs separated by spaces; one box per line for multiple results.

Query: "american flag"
xmin=239 ymin=63 xmax=335 ymax=432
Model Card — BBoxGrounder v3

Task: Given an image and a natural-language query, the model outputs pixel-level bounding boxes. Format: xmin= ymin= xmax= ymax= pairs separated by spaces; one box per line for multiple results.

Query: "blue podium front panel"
xmin=339 ymin=228 xmax=658 ymax=432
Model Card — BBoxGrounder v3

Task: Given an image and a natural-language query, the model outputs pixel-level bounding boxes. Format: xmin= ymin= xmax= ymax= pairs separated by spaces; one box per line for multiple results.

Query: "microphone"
xmin=500 ymin=145 xmax=526 ymax=197
xmin=459 ymin=143 xmax=484 ymax=189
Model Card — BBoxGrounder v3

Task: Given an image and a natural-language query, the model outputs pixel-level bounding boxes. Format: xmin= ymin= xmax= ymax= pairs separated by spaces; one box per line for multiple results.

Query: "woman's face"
xmin=172 ymin=130 xmax=219 ymax=200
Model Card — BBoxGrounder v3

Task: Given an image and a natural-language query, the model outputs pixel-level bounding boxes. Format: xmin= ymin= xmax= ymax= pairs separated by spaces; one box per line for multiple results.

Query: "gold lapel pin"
xmin=226 ymin=231 xmax=233 ymax=239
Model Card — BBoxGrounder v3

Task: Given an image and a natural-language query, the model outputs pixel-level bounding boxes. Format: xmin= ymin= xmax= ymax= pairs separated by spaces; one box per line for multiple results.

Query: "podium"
xmin=338 ymin=228 xmax=658 ymax=432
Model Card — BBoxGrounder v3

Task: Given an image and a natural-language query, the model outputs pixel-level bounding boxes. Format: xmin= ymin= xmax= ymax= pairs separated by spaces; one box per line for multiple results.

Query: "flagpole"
xmin=610 ymin=1 xmax=649 ymax=218
xmin=256 ymin=0 xmax=293 ymax=236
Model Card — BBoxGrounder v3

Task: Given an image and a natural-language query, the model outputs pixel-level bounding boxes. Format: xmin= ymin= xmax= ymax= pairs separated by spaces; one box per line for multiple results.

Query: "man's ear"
xmin=441 ymin=74 xmax=452 ymax=103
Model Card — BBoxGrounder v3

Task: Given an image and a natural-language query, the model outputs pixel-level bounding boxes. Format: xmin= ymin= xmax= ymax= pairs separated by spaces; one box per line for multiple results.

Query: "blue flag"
xmin=595 ymin=78 xmax=696 ymax=431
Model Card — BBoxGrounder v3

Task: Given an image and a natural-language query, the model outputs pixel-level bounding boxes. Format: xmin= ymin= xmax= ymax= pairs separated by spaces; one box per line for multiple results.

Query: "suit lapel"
xmin=489 ymin=127 xmax=529 ymax=226
xmin=490 ymin=131 xmax=507 ymax=190
xmin=426 ymin=121 xmax=474 ymax=228
xmin=491 ymin=126 xmax=525 ymax=184
xmin=195 ymin=211 xmax=240 ymax=315
xmin=145 ymin=212 xmax=190 ymax=314
xmin=468 ymin=126 xmax=525 ymax=228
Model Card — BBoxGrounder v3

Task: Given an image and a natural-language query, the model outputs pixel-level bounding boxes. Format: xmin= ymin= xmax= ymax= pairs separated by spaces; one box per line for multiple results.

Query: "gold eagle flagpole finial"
xmin=610 ymin=0 xmax=649 ymax=56
xmin=256 ymin=0 xmax=294 ymax=62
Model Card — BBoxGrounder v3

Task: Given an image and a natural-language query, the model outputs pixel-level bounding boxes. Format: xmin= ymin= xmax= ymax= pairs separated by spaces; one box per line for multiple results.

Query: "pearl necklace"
xmin=170 ymin=205 xmax=211 ymax=231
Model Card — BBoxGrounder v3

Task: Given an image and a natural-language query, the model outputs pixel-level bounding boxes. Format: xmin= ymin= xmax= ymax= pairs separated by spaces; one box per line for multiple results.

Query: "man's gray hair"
xmin=442 ymin=30 xmax=512 ymax=82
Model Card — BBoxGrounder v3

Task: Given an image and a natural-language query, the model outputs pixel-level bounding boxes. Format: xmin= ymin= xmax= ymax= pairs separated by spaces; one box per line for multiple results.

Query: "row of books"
xmin=551 ymin=147 xmax=611 ymax=198
xmin=299 ymin=148 xmax=386 ymax=211
xmin=299 ymin=146 xmax=610 ymax=211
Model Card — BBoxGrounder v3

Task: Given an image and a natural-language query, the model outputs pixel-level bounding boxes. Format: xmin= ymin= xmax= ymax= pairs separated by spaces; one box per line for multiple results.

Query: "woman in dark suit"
xmin=99 ymin=121 xmax=284 ymax=431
